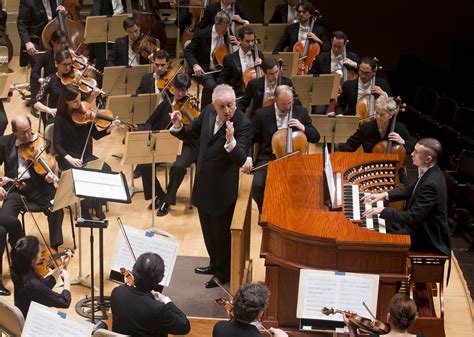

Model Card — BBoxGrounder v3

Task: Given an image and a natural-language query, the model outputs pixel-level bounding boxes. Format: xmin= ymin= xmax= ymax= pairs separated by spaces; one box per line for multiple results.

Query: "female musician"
xmin=344 ymin=293 xmax=425 ymax=337
xmin=33 ymin=50 xmax=99 ymax=125
xmin=213 ymin=282 xmax=287 ymax=337
xmin=53 ymin=84 xmax=119 ymax=220
xmin=30 ymin=30 xmax=67 ymax=105
xmin=110 ymin=252 xmax=190 ymax=336
xmin=0 ymin=212 xmax=23 ymax=296
xmin=11 ymin=235 xmax=72 ymax=318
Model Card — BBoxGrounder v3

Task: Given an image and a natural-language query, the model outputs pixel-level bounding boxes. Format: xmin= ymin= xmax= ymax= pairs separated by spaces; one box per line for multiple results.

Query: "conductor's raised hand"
xmin=169 ymin=110 xmax=182 ymax=128
xmin=225 ymin=121 xmax=234 ymax=142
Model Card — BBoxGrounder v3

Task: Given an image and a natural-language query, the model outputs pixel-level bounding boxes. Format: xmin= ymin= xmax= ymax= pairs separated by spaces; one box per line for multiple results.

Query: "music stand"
xmin=263 ymin=51 xmax=299 ymax=77
xmin=310 ymin=115 xmax=337 ymax=151
xmin=132 ymin=93 xmax=161 ymax=124
xmin=333 ymin=115 xmax=360 ymax=144
xmin=121 ymin=130 xmax=182 ymax=231
xmin=311 ymin=73 xmax=341 ymax=106
xmin=0 ymin=72 xmax=14 ymax=99
xmin=102 ymin=66 xmax=127 ymax=96
xmin=291 ymin=75 xmax=313 ymax=112
xmin=263 ymin=24 xmax=288 ymax=52
xmin=125 ymin=65 xmax=152 ymax=94
xmin=70 ymin=167 xmax=131 ymax=324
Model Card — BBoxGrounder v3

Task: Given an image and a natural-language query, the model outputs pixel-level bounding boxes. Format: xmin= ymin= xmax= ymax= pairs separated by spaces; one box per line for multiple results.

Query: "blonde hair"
xmin=375 ymin=96 xmax=398 ymax=117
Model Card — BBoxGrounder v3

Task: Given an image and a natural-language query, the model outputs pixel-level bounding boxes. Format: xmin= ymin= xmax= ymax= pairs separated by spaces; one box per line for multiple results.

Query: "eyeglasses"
xmin=61 ymin=62 xmax=72 ymax=67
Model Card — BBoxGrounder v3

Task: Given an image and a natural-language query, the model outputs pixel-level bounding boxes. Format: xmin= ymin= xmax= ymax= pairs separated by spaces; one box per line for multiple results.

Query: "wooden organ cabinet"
xmin=260 ymin=152 xmax=412 ymax=336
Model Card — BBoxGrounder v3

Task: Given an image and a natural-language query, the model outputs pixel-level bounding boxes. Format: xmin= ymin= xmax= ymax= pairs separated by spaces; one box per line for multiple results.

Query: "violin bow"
xmin=362 ymin=301 xmax=377 ymax=321
xmin=213 ymin=277 xmax=234 ymax=299
xmin=249 ymin=150 xmax=300 ymax=173
xmin=117 ymin=217 xmax=137 ymax=262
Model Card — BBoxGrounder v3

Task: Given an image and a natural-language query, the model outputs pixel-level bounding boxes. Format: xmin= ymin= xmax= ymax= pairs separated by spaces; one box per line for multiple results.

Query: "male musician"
xmin=362 ymin=138 xmax=451 ymax=257
xmin=336 ymin=56 xmax=391 ymax=116
xmin=170 ymin=84 xmax=252 ymax=288
xmin=184 ymin=11 xmax=237 ymax=109
xmin=0 ymin=115 xmax=64 ymax=250
xmin=107 ymin=16 xmax=152 ymax=67
xmin=237 ymin=57 xmax=298 ymax=119
xmin=137 ymin=73 xmax=199 ymax=217
xmin=198 ymin=0 xmax=250 ymax=30
xmin=269 ymin=0 xmax=299 ymax=24
xmin=245 ymin=85 xmax=320 ymax=214
xmin=217 ymin=26 xmax=263 ymax=97
xmin=136 ymin=49 xmax=172 ymax=98
xmin=110 ymin=252 xmax=191 ymax=336
xmin=273 ymin=1 xmax=329 ymax=53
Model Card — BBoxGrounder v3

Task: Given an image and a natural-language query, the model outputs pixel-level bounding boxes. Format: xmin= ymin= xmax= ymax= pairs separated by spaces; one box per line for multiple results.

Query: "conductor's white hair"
xmin=212 ymin=84 xmax=236 ymax=102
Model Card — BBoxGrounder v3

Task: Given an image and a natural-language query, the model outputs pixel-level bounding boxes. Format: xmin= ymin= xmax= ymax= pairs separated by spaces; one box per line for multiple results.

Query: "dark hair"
xmin=332 ymin=31 xmax=348 ymax=42
xmin=388 ymin=293 xmax=417 ymax=331
xmin=152 ymin=49 xmax=170 ymax=61
xmin=297 ymin=1 xmax=314 ymax=14
xmin=173 ymin=73 xmax=191 ymax=90
xmin=132 ymin=253 xmax=165 ymax=292
xmin=233 ymin=283 xmax=269 ymax=323
xmin=11 ymin=115 xmax=32 ymax=132
xmin=262 ymin=57 xmax=278 ymax=72
xmin=123 ymin=16 xmax=140 ymax=30
xmin=418 ymin=138 xmax=442 ymax=163
xmin=49 ymin=30 xmax=67 ymax=48
xmin=11 ymin=236 xmax=41 ymax=287
xmin=57 ymin=84 xmax=81 ymax=116
xmin=238 ymin=25 xmax=255 ymax=40
xmin=55 ymin=50 xmax=72 ymax=63
xmin=359 ymin=56 xmax=377 ymax=71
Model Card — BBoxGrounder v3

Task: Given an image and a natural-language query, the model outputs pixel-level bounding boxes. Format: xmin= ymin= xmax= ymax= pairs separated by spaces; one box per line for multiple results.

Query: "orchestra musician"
xmin=273 ymin=1 xmax=329 ymax=53
xmin=217 ymin=26 xmax=263 ymax=97
xmin=110 ymin=252 xmax=191 ymax=336
xmin=106 ymin=16 xmax=153 ymax=67
xmin=53 ymin=84 xmax=120 ymax=220
xmin=136 ymin=49 xmax=172 ymax=102
xmin=344 ymin=293 xmax=425 ymax=337
xmin=269 ymin=0 xmax=300 ymax=24
xmin=136 ymin=73 xmax=199 ymax=217
xmin=11 ymin=235 xmax=72 ymax=318
xmin=237 ymin=57 xmax=299 ymax=119
xmin=184 ymin=11 xmax=236 ymax=109
xmin=244 ymin=85 xmax=319 ymax=214
xmin=198 ymin=0 xmax=250 ymax=31
xmin=0 ymin=115 xmax=64 ymax=249
xmin=0 ymin=211 xmax=23 ymax=296
xmin=336 ymin=56 xmax=391 ymax=115
xmin=169 ymin=84 xmax=252 ymax=288
xmin=361 ymin=138 xmax=451 ymax=258
xmin=213 ymin=283 xmax=288 ymax=337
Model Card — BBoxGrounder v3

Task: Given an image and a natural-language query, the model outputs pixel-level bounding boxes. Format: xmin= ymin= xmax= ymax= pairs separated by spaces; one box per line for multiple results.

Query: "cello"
xmin=356 ymin=57 xmax=380 ymax=121
xmin=242 ymin=38 xmax=262 ymax=88
xmin=293 ymin=10 xmax=321 ymax=75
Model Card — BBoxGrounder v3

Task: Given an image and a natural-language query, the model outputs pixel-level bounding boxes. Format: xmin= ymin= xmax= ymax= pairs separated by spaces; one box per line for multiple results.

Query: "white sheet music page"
xmin=22 ymin=301 xmax=94 ymax=337
xmin=71 ymin=169 xmax=128 ymax=201
xmin=296 ymin=269 xmax=379 ymax=321
xmin=110 ymin=225 xmax=180 ymax=287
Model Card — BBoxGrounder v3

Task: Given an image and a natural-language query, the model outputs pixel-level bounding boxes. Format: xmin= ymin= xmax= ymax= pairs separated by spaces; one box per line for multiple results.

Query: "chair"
xmin=453 ymin=106 xmax=474 ymax=137
xmin=0 ymin=298 xmax=25 ymax=337
xmin=92 ymin=328 xmax=130 ymax=337
xmin=418 ymin=96 xmax=458 ymax=139
xmin=400 ymin=87 xmax=439 ymax=135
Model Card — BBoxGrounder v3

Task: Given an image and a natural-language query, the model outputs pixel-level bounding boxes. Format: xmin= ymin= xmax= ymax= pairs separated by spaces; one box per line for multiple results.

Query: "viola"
xmin=131 ymin=33 xmax=160 ymax=61
xmin=293 ymin=10 xmax=321 ymax=75
xmin=70 ymin=101 xmax=137 ymax=129
xmin=322 ymin=306 xmax=391 ymax=335
xmin=18 ymin=136 xmax=58 ymax=180
xmin=36 ymin=248 xmax=74 ymax=278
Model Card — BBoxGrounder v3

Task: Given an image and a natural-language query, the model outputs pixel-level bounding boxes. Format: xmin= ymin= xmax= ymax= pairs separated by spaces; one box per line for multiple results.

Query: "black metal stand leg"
xmin=90 ymin=227 xmax=95 ymax=323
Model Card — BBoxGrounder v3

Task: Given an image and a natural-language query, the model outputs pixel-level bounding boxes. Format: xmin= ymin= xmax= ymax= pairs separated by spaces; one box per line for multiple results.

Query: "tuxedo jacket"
xmin=273 ymin=22 xmax=329 ymax=53
xmin=381 ymin=165 xmax=451 ymax=257
xmin=269 ymin=3 xmax=327 ymax=26
xmin=136 ymin=73 xmax=155 ymax=94
xmin=172 ymin=106 xmax=252 ymax=215
xmin=184 ymin=26 xmax=229 ymax=72
xmin=338 ymin=119 xmax=415 ymax=154
xmin=236 ymin=75 xmax=296 ymax=117
xmin=217 ymin=50 xmax=264 ymax=96
xmin=91 ymin=0 xmax=127 ymax=16
xmin=309 ymin=50 xmax=360 ymax=75
xmin=17 ymin=0 xmax=57 ymax=66
xmin=198 ymin=1 xmax=250 ymax=30
xmin=335 ymin=78 xmax=391 ymax=115
xmin=251 ymin=104 xmax=320 ymax=163
xmin=106 ymin=36 xmax=149 ymax=67
xmin=213 ymin=320 xmax=261 ymax=337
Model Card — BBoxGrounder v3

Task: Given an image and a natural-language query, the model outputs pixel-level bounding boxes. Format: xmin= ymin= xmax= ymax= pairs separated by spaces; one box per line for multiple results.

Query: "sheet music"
xmin=110 ymin=225 xmax=180 ymax=287
xmin=324 ymin=144 xmax=336 ymax=207
xmin=22 ymin=302 xmax=94 ymax=337
xmin=71 ymin=169 xmax=128 ymax=201
xmin=297 ymin=269 xmax=379 ymax=321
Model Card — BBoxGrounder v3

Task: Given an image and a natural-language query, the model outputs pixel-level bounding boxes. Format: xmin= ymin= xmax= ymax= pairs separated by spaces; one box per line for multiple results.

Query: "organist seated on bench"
xmin=361 ymin=138 xmax=451 ymax=257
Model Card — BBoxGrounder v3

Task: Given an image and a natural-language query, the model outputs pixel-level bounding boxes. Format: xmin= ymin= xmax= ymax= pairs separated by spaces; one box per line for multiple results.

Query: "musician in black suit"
xmin=136 ymin=49 xmax=172 ymax=98
xmin=0 ymin=115 xmax=64 ymax=250
xmin=17 ymin=0 xmax=62 ymax=67
xmin=170 ymin=84 xmax=252 ymax=288
xmin=336 ymin=57 xmax=391 ymax=116
xmin=269 ymin=0 xmax=299 ymax=24
xmin=184 ymin=11 xmax=237 ymax=109
xmin=106 ymin=16 xmax=151 ymax=67
xmin=217 ymin=26 xmax=263 ymax=97
xmin=362 ymin=138 xmax=451 ymax=258
xmin=245 ymin=85 xmax=320 ymax=214
xmin=213 ymin=283 xmax=288 ymax=337
xmin=237 ymin=57 xmax=298 ymax=119
xmin=0 ymin=211 xmax=23 ymax=296
xmin=198 ymin=0 xmax=250 ymax=30
xmin=273 ymin=1 xmax=329 ymax=53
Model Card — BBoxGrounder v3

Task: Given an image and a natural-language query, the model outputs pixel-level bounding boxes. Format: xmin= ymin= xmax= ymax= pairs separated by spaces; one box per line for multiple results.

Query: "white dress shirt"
xmin=298 ymin=23 xmax=310 ymax=44
xmin=274 ymin=104 xmax=289 ymax=130
xmin=210 ymin=25 xmax=224 ymax=70
xmin=287 ymin=5 xmax=298 ymax=23
xmin=357 ymin=78 xmax=372 ymax=100
xmin=263 ymin=79 xmax=277 ymax=102
xmin=112 ymin=0 xmax=124 ymax=14
xmin=331 ymin=50 xmax=344 ymax=76
xmin=128 ymin=39 xmax=140 ymax=67
xmin=42 ymin=0 xmax=53 ymax=20
xmin=238 ymin=48 xmax=254 ymax=73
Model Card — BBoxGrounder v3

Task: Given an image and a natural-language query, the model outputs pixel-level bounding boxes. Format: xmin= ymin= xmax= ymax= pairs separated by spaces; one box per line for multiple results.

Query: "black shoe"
xmin=157 ymin=201 xmax=170 ymax=216
xmin=81 ymin=209 xmax=93 ymax=220
xmin=133 ymin=168 xmax=141 ymax=179
xmin=148 ymin=197 xmax=162 ymax=210
xmin=194 ymin=266 xmax=216 ymax=275
xmin=0 ymin=284 xmax=11 ymax=296
xmin=205 ymin=276 xmax=229 ymax=289
xmin=95 ymin=207 xmax=106 ymax=220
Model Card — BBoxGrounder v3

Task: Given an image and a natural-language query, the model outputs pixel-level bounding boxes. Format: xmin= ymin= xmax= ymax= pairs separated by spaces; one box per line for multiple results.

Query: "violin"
xmin=173 ymin=95 xmax=200 ymax=125
xmin=70 ymin=101 xmax=137 ymax=129
xmin=271 ymin=106 xmax=308 ymax=159
xmin=36 ymin=247 xmax=73 ymax=278
xmin=61 ymin=68 xmax=106 ymax=96
xmin=322 ymin=306 xmax=391 ymax=335
xmin=156 ymin=69 xmax=178 ymax=94
xmin=131 ymin=33 xmax=159 ymax=61
xmin=120 ymin=267 xmax=135 ymax=287
xmin=68 ymin=48 xmax=101 ymax=77
xmin=356 ymin=58 xmax=381 ymax=121
xmin=0 ymin=176 xmax=26 ymax=190
xmin=215 ymin=297 xmax=234 ymax=320
xmin=293 ymin=10 xmax=321 ymax=75
xmin=18 ymin=136 xmax=58 ymax=180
